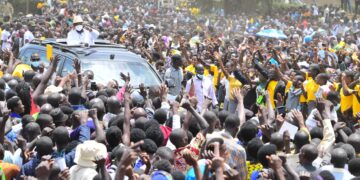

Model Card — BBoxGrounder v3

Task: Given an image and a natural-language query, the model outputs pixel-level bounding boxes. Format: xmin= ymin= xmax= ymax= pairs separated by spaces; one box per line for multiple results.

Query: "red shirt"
xmin=30 ymin=94 xmax=40 ymax=115
xmin=160 ymin=125 xmax=172 ymax=146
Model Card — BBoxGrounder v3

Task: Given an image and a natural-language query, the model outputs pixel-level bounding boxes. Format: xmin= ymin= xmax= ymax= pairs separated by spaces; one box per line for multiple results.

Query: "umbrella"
xmin=256 ymin=29 xmax=288 ymax=39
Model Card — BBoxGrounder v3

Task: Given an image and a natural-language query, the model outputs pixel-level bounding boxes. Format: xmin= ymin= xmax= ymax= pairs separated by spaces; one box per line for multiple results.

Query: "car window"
xmin=38 ymin=50 xmax=68 ymax=73
xmin=37 ymin=51 xmax=53 ymax=67
xmin=61 ymin=58 xmax=75 ymax=77
xmin=81 ymin=60 xmax=161 ymax=87
xmin=20 ymin=48 xmax=37 ymax=65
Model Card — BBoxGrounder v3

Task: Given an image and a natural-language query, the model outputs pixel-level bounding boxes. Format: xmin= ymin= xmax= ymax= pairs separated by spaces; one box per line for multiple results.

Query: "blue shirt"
xmin=71 ymin=105 xmax=87 ymax=111
xmin=6 ymin=130 xmax=17 ymax=142
xmin=70 ymin=123 xmax=93 ymax=141
xmin=52 ymin=150 xmax=76 ymax=168
xmin=19 ymin=155 xmax=41 ymax=178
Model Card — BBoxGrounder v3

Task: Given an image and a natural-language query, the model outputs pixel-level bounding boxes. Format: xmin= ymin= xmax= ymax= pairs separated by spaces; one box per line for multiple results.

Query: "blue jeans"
xmin=224 ymin=99 xmax=238 ymax=113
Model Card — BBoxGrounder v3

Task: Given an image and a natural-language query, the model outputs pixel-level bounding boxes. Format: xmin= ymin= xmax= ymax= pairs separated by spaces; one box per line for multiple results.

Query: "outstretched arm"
xmin=182 ymin=101 xmax=209 ymax=133
xmin=0 ymin=110 xmax=9 ymax=144
xmin=89 ymin=109 xmax=105 ymax=143
xmin=214 ymin=52 xmax=229 ymax=78
xmin=233 ymin=88 xmax=246 ymax=128
xmin=33 ymin=55 xmax=61 ymax=99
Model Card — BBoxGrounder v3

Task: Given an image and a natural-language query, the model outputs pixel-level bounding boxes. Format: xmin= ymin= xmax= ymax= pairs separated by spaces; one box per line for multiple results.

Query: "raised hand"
xmin=183 ymin=150 xmax=198 ymax=167
xmin=120 ymin=72 xmax=131 ymax=84
xmin=88 ymin=108 xmax=98 ymax=120
xmin=51 ymin=54 xmax=61 ymax=66
xmin=213 ymin=51 xmax=222 ymax=61
xmin=181 ymin=100 xmax=192 ymax=110
xmin=291 ymin=109 xmax=305 ymax=127
xmin=124 ymin=84 xmax=132 ymax=102
xmin=333 ymin=122 xmax=346 ymax=132
xmin=159 ymin=84 xmax=168 ymax=102
xmin=78 ymin=110 xmax=89 ymax=125
xmin=139 ymin=153 xmax=151 ymax=167
xmin=316 ymin=99 xmax=333 ymax=120
xmin=73 ymin=58 xmax=81 ymax=73
xmin=266 ymin=154 xmax=283 ymax=170
xmin=232 ymin=88 xmax=243 ymax=103
xmin=58 ymin=169 xmax=70 ymax=180
xmin=202 ymin=96 xmax=212 ymax=110
xmin=118 ymin=141 xmax=144 ymax=169
xmin=211 ymin=156 xmax=224 ymax=171
xmin=35 ymin=158 xmax=54 ymax=179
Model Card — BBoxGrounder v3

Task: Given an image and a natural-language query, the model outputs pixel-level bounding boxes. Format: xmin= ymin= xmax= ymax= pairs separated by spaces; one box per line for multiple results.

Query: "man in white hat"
xmin=66 ymin=15 xmax=99 ymax=45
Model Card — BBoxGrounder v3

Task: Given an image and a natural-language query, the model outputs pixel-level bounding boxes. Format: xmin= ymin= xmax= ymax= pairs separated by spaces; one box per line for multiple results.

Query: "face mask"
xmin=196 ymin=74 xmax=203 ymax=80
xmin=31 ymin=61 xmax=40 ymax=68
xmin=75 ymin=25 xmax=83 ymax=32
xmin=334 ymin=104 xmax=340 ymax=111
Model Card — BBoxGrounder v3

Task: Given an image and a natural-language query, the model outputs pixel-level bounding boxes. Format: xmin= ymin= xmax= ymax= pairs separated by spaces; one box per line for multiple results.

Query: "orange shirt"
xmin=0 ymin=161 xmax=20 ymax=180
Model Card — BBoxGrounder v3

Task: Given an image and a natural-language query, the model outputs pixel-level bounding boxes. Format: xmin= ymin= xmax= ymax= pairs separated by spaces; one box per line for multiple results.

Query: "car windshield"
xmin=81 ymin=60 xmax=161 ymax=87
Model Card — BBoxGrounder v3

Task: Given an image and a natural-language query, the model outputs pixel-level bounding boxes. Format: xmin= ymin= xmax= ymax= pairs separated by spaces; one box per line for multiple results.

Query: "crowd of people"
xmin=0 ymin=0 xmax=360 ymax=179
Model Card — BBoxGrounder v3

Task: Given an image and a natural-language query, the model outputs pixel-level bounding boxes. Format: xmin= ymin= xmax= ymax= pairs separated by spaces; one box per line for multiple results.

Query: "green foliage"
xmin=9 ymin=0 xmax=38 ymax=15
xmin=272 ymin=2 xmax=302 ymax=9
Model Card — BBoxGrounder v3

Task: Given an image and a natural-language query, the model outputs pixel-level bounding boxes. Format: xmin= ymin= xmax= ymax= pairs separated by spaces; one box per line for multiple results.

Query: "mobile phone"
xmin=277 ymin=106 xmax=286 ymax=116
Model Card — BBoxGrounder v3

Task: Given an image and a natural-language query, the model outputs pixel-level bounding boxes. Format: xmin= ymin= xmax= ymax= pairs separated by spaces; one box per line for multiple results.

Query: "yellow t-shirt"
xmin=299 ymin=95 xmax=306 ymax=103
xmin=12 ymin=64 xmax=32 ymax=79
xmin=305 ymin=78 xmax=319 ymax=102
xmin=267 ymin=80 xmax=278 ymax=109
xmin=185 ymin=64 xmax=209 ymax=76
xmin=229 ymin=75 xmax=242 ymax=100
xmin=340 ymin=88 xmax=353 ymax=113
xmin=285 ymin=81 xmax=293 ymax=93
xmin=333 ymin=82 xmax=340 ymax=91
xmin=210 ymin=64 xmax=219 ymax=87
xmin=353 ymin=85 xmax=360 ymax=117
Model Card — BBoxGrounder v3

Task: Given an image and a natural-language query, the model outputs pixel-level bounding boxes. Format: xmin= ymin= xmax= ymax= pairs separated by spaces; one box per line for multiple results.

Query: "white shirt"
xmin=220 ymin=77 xmax=230 ymax=100
xmin=24 ymin=30 xmax=34 ymax=43
xmin=69 ymin=165 xmax=97 ymax=180
xmin=66 ymin=28 xmax=99 ymax=45
xmin=324 ymin=7 xmax=330 ymax=18
xmin=320 ymin=166 xmax=354 ymax=180
xmin=185 ymin=76 xmax=218 ymax=112
xmin=312 ymin=5 xmax=319 ymax=16
xmin=1 ymin=30 xmax=11 ymax=50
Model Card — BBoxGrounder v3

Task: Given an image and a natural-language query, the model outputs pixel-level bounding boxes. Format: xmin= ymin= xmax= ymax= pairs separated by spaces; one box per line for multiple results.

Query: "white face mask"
xmin=75 ymin=25 xmax=83 ymax=31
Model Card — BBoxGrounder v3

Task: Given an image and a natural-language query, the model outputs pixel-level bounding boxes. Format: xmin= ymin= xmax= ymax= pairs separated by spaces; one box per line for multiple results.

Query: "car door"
xmin=38 ymin=50 xmax=67 ymax=75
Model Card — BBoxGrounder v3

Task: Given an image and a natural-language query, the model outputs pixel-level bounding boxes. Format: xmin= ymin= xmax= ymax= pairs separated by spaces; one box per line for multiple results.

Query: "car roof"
xmin=25 ymin=38 xmax=146 ymax=63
